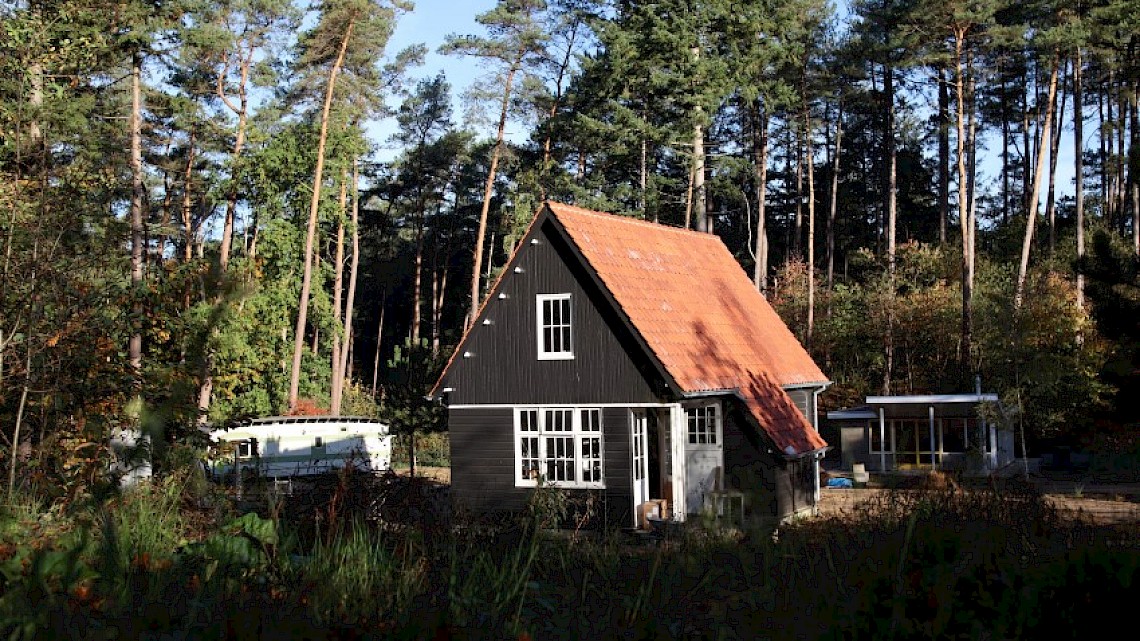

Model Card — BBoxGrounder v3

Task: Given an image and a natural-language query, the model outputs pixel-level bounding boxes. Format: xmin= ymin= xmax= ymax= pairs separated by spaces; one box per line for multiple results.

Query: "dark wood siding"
xmin=449 ymin=405 xmax=636 ymax=528
xmin=602 ymin=407 xmax=633 ymax=527
xmin=442 ymin=219 xmax=664 ymax=406
xmin=722 ymin=399 xmax=781 ymax=519
xmin=449 ymin=407 xmax=531 ymax=514
xmin=721 ymin=398 xmax=817 ymax=520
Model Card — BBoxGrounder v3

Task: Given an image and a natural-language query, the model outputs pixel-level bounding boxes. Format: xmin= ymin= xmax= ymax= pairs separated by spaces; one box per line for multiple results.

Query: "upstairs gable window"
xmin=536 ymin=293 xmax=573 ymax=360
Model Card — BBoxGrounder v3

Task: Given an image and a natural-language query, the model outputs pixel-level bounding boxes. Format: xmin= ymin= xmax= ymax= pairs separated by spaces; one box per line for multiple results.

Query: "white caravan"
xmin=208 ymin=416 xmax=393 ymax=479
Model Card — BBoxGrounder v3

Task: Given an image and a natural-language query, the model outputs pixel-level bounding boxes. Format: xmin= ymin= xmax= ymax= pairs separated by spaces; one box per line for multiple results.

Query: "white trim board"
xmin=867 ymin=394 xmax=999 ymax=404
xmin=447 ymin=403 xmax=675 ymax=410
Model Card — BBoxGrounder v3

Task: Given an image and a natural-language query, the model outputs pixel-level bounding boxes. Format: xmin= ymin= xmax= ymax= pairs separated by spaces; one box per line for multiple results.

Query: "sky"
xmin=372 ymin=0 xmax=499 ymax=160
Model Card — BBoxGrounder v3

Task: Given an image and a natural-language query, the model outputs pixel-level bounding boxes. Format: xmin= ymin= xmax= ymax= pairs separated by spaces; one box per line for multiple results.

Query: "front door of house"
xmin=631 ymin=410 xmax=650 ymax=524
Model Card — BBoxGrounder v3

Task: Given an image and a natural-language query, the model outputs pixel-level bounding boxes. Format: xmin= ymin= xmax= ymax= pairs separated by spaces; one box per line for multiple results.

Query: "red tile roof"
xmin=547 ymin=202 xmax=828 ymax=455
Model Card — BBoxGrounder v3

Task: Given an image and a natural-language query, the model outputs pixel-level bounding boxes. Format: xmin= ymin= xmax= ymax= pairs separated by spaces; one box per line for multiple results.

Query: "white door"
xmin=631 ymin=410 xmax=650 ymax=523
xmin=683 ymin=405 xmax=723 ymax=515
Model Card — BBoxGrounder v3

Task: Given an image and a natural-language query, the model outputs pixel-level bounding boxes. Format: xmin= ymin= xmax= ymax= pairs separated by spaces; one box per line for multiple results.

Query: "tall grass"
xmin=1 ymin=473 xmax=1137 ymax=639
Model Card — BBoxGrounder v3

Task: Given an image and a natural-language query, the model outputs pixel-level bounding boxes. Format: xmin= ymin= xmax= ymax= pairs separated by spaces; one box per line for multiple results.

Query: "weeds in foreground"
xmin=1 ymin=476 xmax=1137 ymax=639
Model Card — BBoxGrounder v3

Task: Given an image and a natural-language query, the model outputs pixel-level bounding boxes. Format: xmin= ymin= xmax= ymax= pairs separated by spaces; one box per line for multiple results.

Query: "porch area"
xmin=830 ymin=394 xmax=1014 ymax=474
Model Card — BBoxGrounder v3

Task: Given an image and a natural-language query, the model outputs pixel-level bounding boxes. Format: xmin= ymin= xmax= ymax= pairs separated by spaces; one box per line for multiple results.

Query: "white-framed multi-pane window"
xmin=536 ymin=293 xmax=573 ymax=359
xmin=515 ymin=407 xmax=604 ymax=488
xmin=685 ymin=404 xmax=720 ymax=445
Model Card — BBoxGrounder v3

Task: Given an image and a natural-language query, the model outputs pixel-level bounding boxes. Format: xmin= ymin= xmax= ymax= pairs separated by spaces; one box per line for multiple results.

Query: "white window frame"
xmin=536 ymin=293 xmax=574 ymax=360
xmin=514 ymin=406 xmax=605 ymax=489
xmin=684 ymin=403 xmax=722 ymax=447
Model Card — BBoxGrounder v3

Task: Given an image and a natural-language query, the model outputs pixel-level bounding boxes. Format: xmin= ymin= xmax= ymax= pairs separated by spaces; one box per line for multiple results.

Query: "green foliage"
xmin=781 ymin=243 xmax=1110 ymax=443
xmin=381 ymin=338 xmax=445 ymax=435
xmin=1079 ymin=230 xmax=1140 ymax=428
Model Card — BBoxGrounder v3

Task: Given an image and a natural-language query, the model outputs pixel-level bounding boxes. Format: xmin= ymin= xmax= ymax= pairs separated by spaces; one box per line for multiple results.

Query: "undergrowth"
xmin=0 ymin=471 xmax=1136 ymax=640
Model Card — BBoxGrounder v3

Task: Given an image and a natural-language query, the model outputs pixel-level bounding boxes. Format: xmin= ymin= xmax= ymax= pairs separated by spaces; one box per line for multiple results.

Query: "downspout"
xmin=879 ymin=407 xmax=886 ymax=472
xmin=929 ymin=405 xmax=937 ymax=470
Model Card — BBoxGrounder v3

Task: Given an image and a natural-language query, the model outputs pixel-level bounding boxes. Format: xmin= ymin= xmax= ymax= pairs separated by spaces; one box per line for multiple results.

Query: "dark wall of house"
xmin=785 ymin=458 xmax=815 ymax=515
xmin=449 ymin=406 xmax=529 ymax=516
xmin=721 ymin=399 xmax=816 ymax=521
xmin=601 ymin=406 xmax=633 ymax=528
xmin=449 ymin=405 xmax=635 ymax=529
xmin=442 ymin=218 xmax=665 ymax=406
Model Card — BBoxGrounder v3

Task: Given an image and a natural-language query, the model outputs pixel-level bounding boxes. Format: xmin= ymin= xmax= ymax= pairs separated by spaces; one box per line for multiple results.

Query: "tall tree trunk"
xmin=372 ymin=290 xmax=386 ymax=398
xmin=752 ymin=103 xmax=770 ymax=292
xmin=692 ymin=44 xmax=707 ymax=233
xmin=1131 ymin=81 xmax=1139 ymax=256
xmin=940 ymin=66 xmax=951 ymax=242
xmin=469 ymin=49 xmax=523 ymax=329
xmin=1015 ymin=53 xmax=1061 ymax=310
xmin=967 ymin=55 xmax=979 ymax=255
xmin=541 ymin=20 xmax=579 ymax=200
xmin=1046 ymin=61 xmax=1068 ymax=258
xmin=181 ymin=130 xmax=197 ymax=262
xmin=828 ymin=99 xmax=843 ymax=291
xmin=804 ymin=93 xmax=816 ymax=347
xmin=288 ymin=18 xmax=355 ymax=412
xmin=334 ymin=160 xmax=361 ymax=414
xmin=795 ymin=126 xmax=804 ymax=258
xmin=884 ymin=64 xmax=897 ymax=394
xmin=411 ymin=204 xmax=425 ymax=343
xmin=1107 ymin=69 xmax=1118 ymax=226
xmin=1115 ymin=72 xmax=1127 ymax=229
xmin=7 ymin=351 xmax=30 ymax=501
xmin=640 ymin=136 xmax=648 ymax=218
xmin=954 ymin=31 xmax=973 ymax=370
xmin=1023 ymin=66 xmax=1033 ymax=219
xmin=129 ymin=52 xmax=145 ymax=383
xmin=885 ymin=65 xmax=897 ymax=274
xmin=1000 ymin=58 xmax=1011 ymax=225
xmin=1099 ymin=87 xmax=1109 ymax=220
xmin=1075 ymin=47 xmax=1085 ymax=309
xmin=217 ymin=46 xmax=253 ymax=271
xmin=330 ymin=172 xmax=349 ymax=415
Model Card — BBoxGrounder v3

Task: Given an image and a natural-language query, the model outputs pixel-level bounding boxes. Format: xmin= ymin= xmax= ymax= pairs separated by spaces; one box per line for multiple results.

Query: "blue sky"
xmin=372 ymin=0 xmax=499 ymax=160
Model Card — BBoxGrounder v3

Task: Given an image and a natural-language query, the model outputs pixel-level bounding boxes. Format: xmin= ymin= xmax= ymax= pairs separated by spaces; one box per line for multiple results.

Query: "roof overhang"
xmin=866 ymin=394 xmax=999 ymax=405
xmin=828 ymin=408 xmax=877 ymax=420
xmin=830 ymin=394 xmax=1003 ymax=421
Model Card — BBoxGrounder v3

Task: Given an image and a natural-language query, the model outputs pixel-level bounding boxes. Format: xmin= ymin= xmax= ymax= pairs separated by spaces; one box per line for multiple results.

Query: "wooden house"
xmin=429 ymin=203 xmax=831 ymax=526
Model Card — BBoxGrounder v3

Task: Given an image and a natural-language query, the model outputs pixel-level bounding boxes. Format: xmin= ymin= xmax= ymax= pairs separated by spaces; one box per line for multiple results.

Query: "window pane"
xmin=543 ymin=299 xmax=553 ymax=325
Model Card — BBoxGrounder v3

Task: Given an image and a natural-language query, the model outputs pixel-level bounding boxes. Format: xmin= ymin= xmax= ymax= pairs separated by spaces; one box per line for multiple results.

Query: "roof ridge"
xmin=545 ymin=201 xmax=723 ymax=242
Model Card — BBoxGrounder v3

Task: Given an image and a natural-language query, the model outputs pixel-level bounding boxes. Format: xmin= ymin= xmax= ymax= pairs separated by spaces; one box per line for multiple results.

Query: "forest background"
xmin=1 ymin=0 xmax=1138 ymax=492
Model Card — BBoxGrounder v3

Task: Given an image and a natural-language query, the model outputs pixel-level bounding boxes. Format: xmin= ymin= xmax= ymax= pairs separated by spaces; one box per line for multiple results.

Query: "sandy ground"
xmin=817 ymin=487 xmax=1140 ymax=524
xmin=394 ymin=465 xmax=451 ymax=484
xmin=391 ymin=466 xmax=1139 ymax=524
